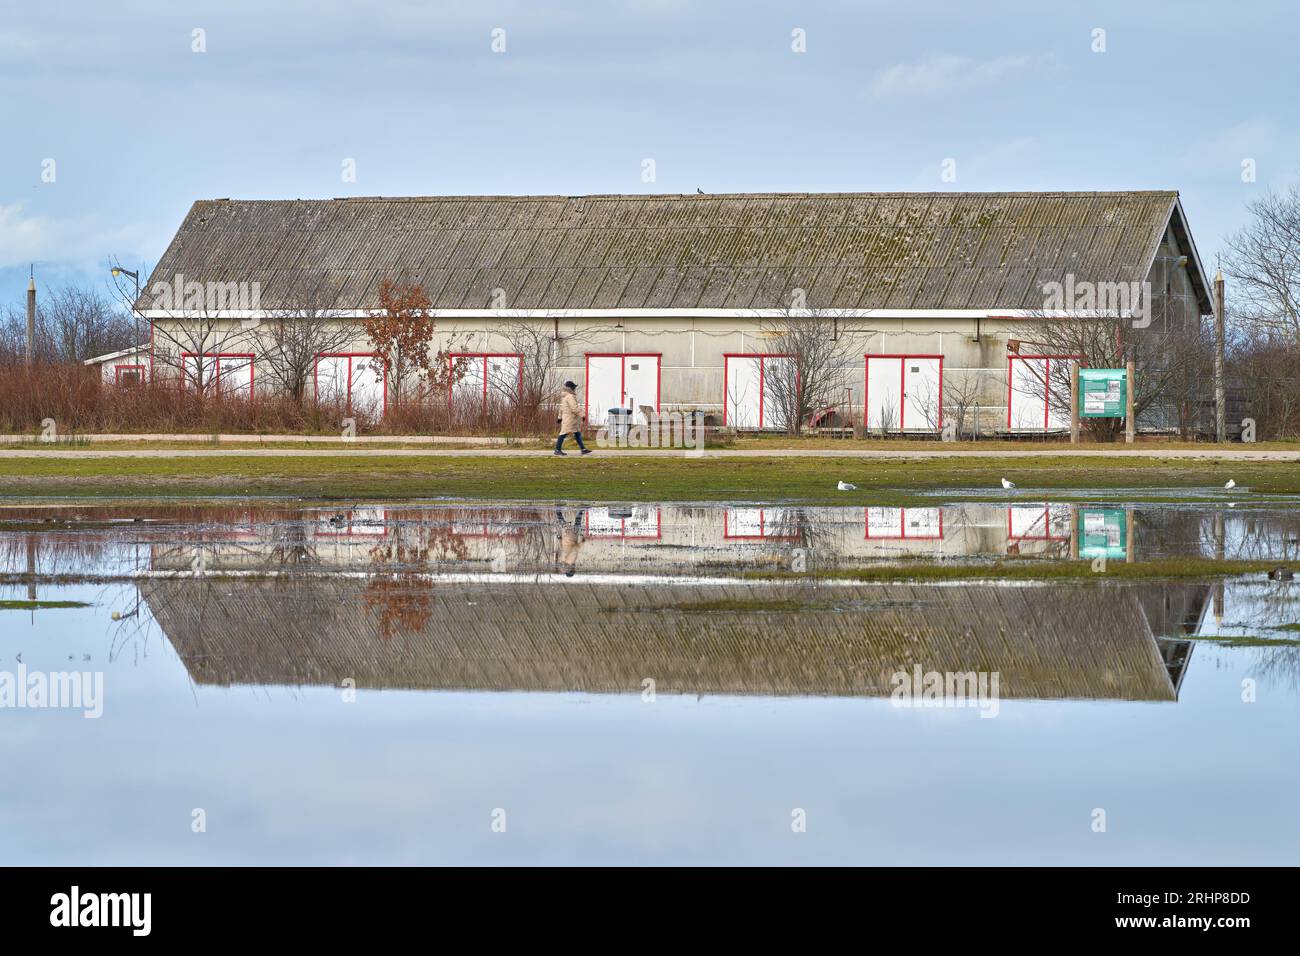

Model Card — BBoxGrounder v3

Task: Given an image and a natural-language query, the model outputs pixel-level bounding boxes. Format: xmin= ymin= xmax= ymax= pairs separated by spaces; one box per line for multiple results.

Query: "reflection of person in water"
xmin=554 ymin=508 xmax=586 ymax=577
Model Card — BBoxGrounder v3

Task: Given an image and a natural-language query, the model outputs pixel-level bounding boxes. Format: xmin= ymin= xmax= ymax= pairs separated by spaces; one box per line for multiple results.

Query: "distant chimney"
xmin=25 ymin=271 xmax=36 ymax=367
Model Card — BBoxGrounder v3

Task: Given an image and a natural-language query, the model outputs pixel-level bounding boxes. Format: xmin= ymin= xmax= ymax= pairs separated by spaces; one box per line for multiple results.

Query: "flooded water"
xmin=3 ymin=498 xmax=1299 ymax=864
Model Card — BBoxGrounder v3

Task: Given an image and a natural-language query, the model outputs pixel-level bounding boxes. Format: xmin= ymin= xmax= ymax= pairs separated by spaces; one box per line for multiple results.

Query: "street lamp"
xmin=111 ymin=266 xmax=143 ymax=352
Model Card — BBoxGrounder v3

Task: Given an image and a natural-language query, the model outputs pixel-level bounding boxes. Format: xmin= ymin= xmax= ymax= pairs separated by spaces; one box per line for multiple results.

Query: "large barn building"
xmin=135 ymin=191 xmax=1213 ymax=433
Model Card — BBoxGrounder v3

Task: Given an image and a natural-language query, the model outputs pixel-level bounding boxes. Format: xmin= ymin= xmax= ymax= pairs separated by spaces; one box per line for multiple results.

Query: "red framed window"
xmin=113 ymin=364 xmax=146 ymax=386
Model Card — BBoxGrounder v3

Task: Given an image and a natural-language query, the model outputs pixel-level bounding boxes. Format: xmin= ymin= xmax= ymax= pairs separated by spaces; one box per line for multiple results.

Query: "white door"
xmin=316 ymin=355 xmax=384 ymax=418
xmin=586 ymin=355 xmax=623 ymax=427
xmin=219 ymin=356 xmax=253 ymax=400
xmin=485 ymin=355 xmax=521 ymax=410
xmin=183 ymin=354 xmax=218 ymax=392
xmin=866 ymin=357 xmax=903 ymax=430
xmin=1008 ymin=504 xmax=1072 ymax=540
xmin=724 ymin=506 xmax=796 ymax=538
xmin=451 ymin=355 xmax=485 ymax=406
xmin=868 ymin=356 xmax=940 ymax=431
xmin=761 ymin=355 xmax=794 ymax=430
xmin=316 ymin=356 xmax=348 ymax=403
xmin=586 ymin=355 xmax=659 ymax=427
xmin=866 ymin=507 xmax=942 ymax=538
xmin=622 ymin=356 xmax=657 ymax=416
xmin=725 ymin=356 xmax=762 ymax=428
xmin=349 ymin=356 xmax=385 ymax=418
xmin=1008 ymin=357 xmax=1070 ymax=431
xmin=902 ymin=357 xmax=941 ymax=430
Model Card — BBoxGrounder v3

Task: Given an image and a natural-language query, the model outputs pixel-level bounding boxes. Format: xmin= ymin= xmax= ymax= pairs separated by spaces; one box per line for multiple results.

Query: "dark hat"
xmin=563 ymin=380 xmax=577 ymax=389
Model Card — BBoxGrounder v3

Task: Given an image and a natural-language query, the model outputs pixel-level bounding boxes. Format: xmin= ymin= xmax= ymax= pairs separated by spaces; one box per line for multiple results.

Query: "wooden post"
xmin=1070 ymin=360 xmax=1080 ymax=444
xmin=1125 ymin=358 xmax=1136 ymax=444
xmin=1214 ymin=268 xmax=1227 ymax=443
xmin=1125 ymin=506 xmax=1135 ymax=563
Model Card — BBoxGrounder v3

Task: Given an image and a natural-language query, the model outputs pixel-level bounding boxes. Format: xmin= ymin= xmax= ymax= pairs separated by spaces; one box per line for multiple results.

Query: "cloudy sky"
xmin=2 ymin=0 xmax=1296 ymax=306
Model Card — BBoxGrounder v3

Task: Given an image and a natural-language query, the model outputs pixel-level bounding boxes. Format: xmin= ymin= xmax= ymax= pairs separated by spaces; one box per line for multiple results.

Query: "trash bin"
xmin=606 ymin=407 xmax=632 ymax=443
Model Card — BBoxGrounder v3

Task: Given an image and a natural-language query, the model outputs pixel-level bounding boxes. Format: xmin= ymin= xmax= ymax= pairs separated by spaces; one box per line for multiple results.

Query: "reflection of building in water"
xmin=141 ymin=577 xmax=1206 ymax=703
xmin=140 ymin=503 xmax=1113 ymax=576
xmin=11 ymin=501 xmax=1295 ymax=580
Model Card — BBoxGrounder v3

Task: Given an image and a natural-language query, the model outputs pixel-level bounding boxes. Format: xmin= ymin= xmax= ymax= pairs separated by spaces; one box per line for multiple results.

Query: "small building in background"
xmin=83 ymin=345 xmax=150 ymax=385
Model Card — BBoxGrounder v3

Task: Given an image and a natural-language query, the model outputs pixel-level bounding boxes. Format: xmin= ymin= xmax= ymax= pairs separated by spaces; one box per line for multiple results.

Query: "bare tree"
xmin=940 ymin=367 xmax=984 ymax=440
xmin=471 ymin=318 xmax=603 ymax=420
xmin=0 ymin=283 xmax=135 ymax=363
xmin=1018 ymin=304 xmax=1207 ymax=440
xmin=257 ymin=272 xmax=355 ymax=405
xmin=756 ymin=305 xmax=864 ymax=435
xmin=1224 ymin=182 xmax=1300 ymax=351
xmin=118 ymin=268 xmax=257 ymax=395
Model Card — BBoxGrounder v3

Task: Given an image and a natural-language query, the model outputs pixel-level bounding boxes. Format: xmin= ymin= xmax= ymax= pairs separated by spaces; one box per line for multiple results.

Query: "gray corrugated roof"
xmin=142 ymin=191 xmax=1182 ymax=311
xmin=143 ymin=577 xmax=1179 ymax=701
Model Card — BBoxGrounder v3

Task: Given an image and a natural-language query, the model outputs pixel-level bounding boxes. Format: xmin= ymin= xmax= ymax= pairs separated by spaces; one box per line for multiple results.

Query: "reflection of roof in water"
xmin=142 ymin=577 xmax=1205 ymax=702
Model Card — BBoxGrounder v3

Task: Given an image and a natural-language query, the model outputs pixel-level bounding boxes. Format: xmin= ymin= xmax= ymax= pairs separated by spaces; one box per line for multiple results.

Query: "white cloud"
xmin=869 ymin=53 xmax=1051 ymax=100
xmin=0 ymin=203 xmax=149 ymax=271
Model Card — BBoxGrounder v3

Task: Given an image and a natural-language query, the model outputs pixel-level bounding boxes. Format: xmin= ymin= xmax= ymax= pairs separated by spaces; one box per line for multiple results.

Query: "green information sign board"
xmin=1078 ymin=508 xmax=1128 ymax=560
xmin=1079 ymin=368 xmax=1127 ymax=418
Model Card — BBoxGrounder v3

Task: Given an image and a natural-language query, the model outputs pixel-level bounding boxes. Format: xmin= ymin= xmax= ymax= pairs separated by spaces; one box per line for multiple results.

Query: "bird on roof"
xmin=696 ymin=188 xmax=704 ymax=194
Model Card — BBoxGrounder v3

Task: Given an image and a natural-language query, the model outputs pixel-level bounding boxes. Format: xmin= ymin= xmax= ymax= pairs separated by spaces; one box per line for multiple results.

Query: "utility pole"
xmin=1214 ymin=267 xmax=1227 ymax=443
xmin=25 ymin=268 xmax=36 ymax=367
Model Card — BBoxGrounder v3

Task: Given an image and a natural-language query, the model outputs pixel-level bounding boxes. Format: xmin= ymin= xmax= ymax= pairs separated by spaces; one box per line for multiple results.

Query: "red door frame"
xmin=447 ymin=352 xmax=525 ymax=412
xmin=865 ymin=354 xmax=944 ymax=430
xmin=314 ymin=352 xmax=388 ymax=416
xmin=722 ymin=353 xmax=795 ymax=427
xmin=180 ymin=352 xmax=255 ymax=401
xmin=583 ymin=353 xmax=662 ymax=424
xmin=722 ymin=507 xmax=802 ymax=540
xmin=583 ymin=507 xmax=663 ymax=540
xmin=1006 ymin=505 xmax=1071 ymax=542
xmin=1006 ymin=354 xmax=1082 ymax=429
xmin=864 ymin=507 xmax=945 ymax=540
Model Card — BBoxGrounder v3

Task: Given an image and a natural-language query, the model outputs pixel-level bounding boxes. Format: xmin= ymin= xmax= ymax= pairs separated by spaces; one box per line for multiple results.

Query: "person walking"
xmin=555 ymin=380 xmax=592 ymax=456
xmin=554 ymin=508 xmax=586 ymax=577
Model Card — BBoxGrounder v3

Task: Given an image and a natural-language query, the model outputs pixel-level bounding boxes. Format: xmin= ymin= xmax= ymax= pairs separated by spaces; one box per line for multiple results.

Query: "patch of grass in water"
xmin=0 ymin=599 xmax=91 ymax=610
xmin=1191 ymin=634 xmax=1300 ymax=648
xmin=766 ymin=558 xmax=1300 ymax=584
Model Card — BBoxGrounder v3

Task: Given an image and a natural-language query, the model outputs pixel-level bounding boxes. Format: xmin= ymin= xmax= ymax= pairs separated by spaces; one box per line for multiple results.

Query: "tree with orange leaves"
xmin=362 ymin=276 xmax=448 ymax=407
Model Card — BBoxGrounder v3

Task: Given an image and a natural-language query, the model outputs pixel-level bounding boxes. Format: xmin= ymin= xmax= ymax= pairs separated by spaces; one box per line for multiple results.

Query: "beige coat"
xmin=558 ymin=390 xmax=582 ymax=434
xmin=558 ymin=526 xmax=582 ymax=569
